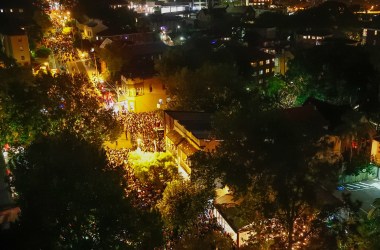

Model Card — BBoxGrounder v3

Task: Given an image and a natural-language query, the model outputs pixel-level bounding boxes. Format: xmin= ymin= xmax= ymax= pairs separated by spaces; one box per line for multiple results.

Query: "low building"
xmin=76 ymin=18 xmax=108 ymax=41
xmin=296 ymin=30 xmax=333 ymax=47
xmin=0 ymin=29 xmax=31 ymax=66
xmin=362 ymin=27 xmax=380 ymax=46
xmin=164 ymin=111 xmax=219 ymax=178
xmin=117 ymin=75 xmax=168 ymax=112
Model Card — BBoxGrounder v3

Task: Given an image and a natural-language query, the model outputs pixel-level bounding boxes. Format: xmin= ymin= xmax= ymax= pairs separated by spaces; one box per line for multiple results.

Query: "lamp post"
xmin=90 ymin=48 xmax=99 ymax=85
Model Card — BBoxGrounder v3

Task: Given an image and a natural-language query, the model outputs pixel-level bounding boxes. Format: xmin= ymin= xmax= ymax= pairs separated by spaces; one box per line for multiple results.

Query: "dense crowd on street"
xmin=105 ymin=148 xmax=163 ymax=209
xmin=117 ymin=111 xmax=165 ymax=152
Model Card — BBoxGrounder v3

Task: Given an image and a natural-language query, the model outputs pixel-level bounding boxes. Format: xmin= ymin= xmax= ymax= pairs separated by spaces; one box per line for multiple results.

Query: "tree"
xmin=191 ymin=99 xmax=342 ymax=249
xmin=127 ymin=151 xmax=178 ymax=190
xmin=160 ymin=62 xmax=244 ymax=111
xmin=7 ymin=132 xmax=150 ymax=249
xmin=33 ymin=10 xmax=53 ymax=35
xmin=157 ymin=180 xmax=212 ymax=235
xmin=98 ymin=42 xmax=127 ymax=80
xmin=335 ymin=110 xmax=375 ymax=175
xmin=286 ymin=45 xmax=379 ymax=111
xmin=35 ymin=46 xmax=51 ymax=58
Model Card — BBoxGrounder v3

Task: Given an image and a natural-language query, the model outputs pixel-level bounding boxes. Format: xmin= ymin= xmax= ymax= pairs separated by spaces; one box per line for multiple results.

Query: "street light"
xmin=90 ymin=48 xmax=99 ymax=86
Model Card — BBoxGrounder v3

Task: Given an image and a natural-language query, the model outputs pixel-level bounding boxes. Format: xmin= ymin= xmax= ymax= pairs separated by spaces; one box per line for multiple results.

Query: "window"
xmin=303 ymin=36 xmax=307 ymax=39
xmin=19 ymin=46 xmax=23 ymax=51
xmin=21 ymin=56 xmax=25 ymax=60
xmin=363 ymin=29 xmax=367 ymax=36
xmin=266 ymin=59 xmax=270 ymax=64
xmin=19 ymin=9 xmax=23 ymax=13
xmin=259 ymin=70 xmax=263 ymax=75
xmin=251 ymin=62 xmax=257 ymax=67
xmin=18 ymin=38 xmax=22 ymax=42
xmin=375 ymin=30 xmax=378 ymax=36
xmin=312 ymin=36 xmax=315 ymax=39
xmin=265 ymin=68 xmax=270 ymax=73
xmin=259 ymin=79 xmax=263 ymax=84
xmin=0 ymin=9 xmax=3 ymax=13
xmin=259 ymin=61 xmax=264 ymax=66
xmin=10 ymin=9 xmax=13 ymax=13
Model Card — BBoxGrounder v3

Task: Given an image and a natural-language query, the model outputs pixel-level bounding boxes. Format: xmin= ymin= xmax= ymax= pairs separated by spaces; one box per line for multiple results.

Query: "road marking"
xmin=344 ymin=182 xmax=375 ymax=191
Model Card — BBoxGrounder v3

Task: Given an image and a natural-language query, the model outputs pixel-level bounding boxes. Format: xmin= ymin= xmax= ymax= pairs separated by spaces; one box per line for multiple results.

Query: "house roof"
xmin=278 ymin=105 xmax=329 ymax=135
xmin=303 ymin=97 xmax=351 ymax=130
xmin=165 ymin=111 xmax=214 ymax=139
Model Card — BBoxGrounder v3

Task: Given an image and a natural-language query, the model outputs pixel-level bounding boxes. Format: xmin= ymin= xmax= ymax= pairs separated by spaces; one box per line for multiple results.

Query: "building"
xmin=296 ymin=30 xmax=333 ymax=47
xmin=248 ymin=49 xmax=275 ymax=83
xmin=246 ymin=0 xmax=272 ymax=6
xmin=0 ymin=1 xmax=25 ymax=16
xmin=362 ymin=27 xmax=380 ymax=46
xmin=164 ymin=111 xmax=219 ymax=178
xmin=109 ymin=0 xmax=129 ymax=9
xmin=76 ymin=18 xmax=108 ymax=41
xmin=117 ymin=75 xmax=168 ymax=112
xmin=0 ymin=29 xmax=31 ymax=66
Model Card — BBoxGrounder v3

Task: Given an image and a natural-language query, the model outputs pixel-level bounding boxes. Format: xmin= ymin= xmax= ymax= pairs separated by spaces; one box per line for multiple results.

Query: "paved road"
xmin=334 ymin=179 xmax=380 ymax=213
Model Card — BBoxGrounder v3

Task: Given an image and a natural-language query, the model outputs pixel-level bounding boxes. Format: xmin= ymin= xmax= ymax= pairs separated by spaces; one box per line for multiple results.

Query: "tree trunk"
xmin=0 ymin=151 xmax=12 ymax=208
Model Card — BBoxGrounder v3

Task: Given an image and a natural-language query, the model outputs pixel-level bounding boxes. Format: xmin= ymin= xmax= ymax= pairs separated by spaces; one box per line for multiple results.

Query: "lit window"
xmin=10 ymin=9 xmax=13 ymax=13
xmin=363 ymin=29 xmax=367 ymax=36
xmin=375 ymin=30 xmax=378 ymax=35
xmin=303 ymin=36 xmax=307 ymax=39
xmin=259 ymin=70 xmax=263 ymax=75
xmin=251 ymin=62 xmax=257 ymax=67
xmin=266 ymin=59 xmax=270 ymax=64
xmin=259 ymin=61 xmax=264 ymax=66
xmin=308 ymin=36 xmax=310 ymax=39
xmin=312 ymin=36 xmax=315 ymax=39
xmin=265 ymin=68 xmax=270 ymax=73
xmin=0 ymin=9 xmax=3 ymax=13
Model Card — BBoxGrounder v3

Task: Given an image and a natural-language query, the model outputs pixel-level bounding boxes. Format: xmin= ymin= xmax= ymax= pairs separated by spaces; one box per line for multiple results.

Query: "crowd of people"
xmin=117 ymin=111 xmax=165 ymax=152
xmin=40 ymin=8 xmax=80 ymax=73
xmin=105 ymin=147 xmax=163 ymax=210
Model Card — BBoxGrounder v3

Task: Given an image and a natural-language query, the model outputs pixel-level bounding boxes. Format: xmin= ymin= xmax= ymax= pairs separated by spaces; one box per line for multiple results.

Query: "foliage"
xmin=254 ymin=75 xmax=301 ymax=109
xmin=0 ymin=71 xmax=121 ymax=148
xmin=157 ymin=180 xmax=212 ymax=234
xmin=191 ymin=99 xmax=342 ymax=249
xmin=127 ymin=151 xmax=178 ymax=189
xmin=286 ymin=45 xmax=378 ymax=111
xmin=33 ymin=10 xmax=53 ymax=34
xmin=335 ymin=110 xmax=375 ymax=175
xmin=173 ymin=220 xmax=235 ymax=250
xmin=8 ymin=133 xmax=146 ymax=249
xmin=97 ymin=43 xmax=125 ymax=79
xmin=163 ymin=62 xmax=243 ymax=111
xmin=34 ymin=47 xmax=51 ymax=58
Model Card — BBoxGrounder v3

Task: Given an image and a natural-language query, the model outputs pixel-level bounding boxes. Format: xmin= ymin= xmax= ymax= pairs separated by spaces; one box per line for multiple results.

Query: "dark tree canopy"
xmin=8 ymin=133 xmax=151 ymax=249
xmin=287 ymin=44 xmax=379 ymax=111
